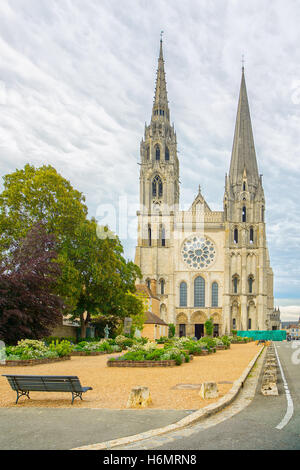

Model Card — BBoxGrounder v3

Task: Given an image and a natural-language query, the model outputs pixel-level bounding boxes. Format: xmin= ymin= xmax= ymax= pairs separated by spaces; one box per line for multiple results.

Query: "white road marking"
xmin=274 ymin=344 xmax=294 ymax=430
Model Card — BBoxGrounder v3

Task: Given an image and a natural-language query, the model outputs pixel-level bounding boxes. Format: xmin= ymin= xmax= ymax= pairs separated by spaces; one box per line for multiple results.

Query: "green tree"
xmin=204 ymin=317 xmax=214 ymax=337
xmin=0 ymin=164 xmax=88 ymax=253
xmin=0 ymin=165 xmax=143 ymax=338
xmin=65 ymin=219 xmax=143 ymax=337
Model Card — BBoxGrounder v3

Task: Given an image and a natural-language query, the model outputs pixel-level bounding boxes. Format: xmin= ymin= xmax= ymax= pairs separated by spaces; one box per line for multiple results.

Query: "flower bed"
xmin=71 ymin=351 xmax=107 ymax=356
xmin=0 ymin=356 xmax=71 ymax=367
xmin=107 ymin=359 xmax=177 ymax=367
xmin=4 ymin=339 xmax=73 ymax=364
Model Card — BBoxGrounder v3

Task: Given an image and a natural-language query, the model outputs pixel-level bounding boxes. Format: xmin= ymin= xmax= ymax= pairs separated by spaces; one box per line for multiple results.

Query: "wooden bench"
xmin=2 ymin=374 xmax=93 ymax=404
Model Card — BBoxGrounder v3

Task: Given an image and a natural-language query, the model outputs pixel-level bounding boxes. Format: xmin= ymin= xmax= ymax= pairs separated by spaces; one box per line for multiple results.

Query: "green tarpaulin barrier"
xmin=237 ymin=330 xmax=286 ymax=341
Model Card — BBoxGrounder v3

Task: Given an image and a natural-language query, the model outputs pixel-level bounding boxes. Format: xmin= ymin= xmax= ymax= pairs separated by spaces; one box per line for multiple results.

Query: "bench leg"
xmin=16 ymin=391 xmax=30 ymax=404
xmin=71 ymin=392 xmax=83 ymax=404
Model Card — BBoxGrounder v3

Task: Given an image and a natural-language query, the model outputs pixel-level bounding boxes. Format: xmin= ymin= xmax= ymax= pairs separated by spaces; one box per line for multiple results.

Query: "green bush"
xmin=49 ymin=340 xmax=73 ymax=357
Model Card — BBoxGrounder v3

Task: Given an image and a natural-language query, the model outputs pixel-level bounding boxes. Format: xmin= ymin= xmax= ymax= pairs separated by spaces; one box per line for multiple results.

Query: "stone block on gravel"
xmin=199 ymin=382 xmax=219 ymax=399
xmin=126 ymin=386 xmax=152 ymax=408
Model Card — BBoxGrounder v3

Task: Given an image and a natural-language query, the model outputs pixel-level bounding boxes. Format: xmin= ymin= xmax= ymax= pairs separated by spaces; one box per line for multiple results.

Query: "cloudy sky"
xmin=0 ymin=0 xmax=299 ymax=321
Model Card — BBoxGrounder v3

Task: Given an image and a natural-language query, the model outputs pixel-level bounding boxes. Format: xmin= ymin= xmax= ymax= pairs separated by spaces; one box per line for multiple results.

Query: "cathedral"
xmin=134 ymin=39 xmax=280 ymax=338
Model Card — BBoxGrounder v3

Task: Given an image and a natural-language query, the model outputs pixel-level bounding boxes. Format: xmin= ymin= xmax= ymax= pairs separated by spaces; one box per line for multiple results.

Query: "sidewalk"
xmin=0 ymin=408 xmax=192 ymax=450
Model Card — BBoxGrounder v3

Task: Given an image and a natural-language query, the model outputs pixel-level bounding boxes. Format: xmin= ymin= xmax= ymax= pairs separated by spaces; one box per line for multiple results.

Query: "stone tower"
xmin=135 ymin=39 xmax=179 ymax=296
xmin=223 ymin=67 xmax=274 ymax=333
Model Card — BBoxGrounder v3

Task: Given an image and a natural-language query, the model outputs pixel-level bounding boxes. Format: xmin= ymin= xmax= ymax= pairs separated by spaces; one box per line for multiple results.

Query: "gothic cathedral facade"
xmin=134 ymin=40 xmax=280 ymax=337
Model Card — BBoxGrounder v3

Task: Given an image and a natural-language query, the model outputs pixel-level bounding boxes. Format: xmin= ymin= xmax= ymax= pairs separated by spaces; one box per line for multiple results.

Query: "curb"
xmin=72 ymin=346 xmax=264 ymax=450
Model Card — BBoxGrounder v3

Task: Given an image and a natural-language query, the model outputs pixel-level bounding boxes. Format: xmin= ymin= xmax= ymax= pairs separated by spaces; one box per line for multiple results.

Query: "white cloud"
xmin=0 ymin=0 xmax=299 ymax=303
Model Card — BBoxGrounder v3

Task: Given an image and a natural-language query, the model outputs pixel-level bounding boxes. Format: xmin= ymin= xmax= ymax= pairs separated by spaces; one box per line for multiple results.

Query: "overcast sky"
xmin=0 ymin=0 xmax=299 ymax=321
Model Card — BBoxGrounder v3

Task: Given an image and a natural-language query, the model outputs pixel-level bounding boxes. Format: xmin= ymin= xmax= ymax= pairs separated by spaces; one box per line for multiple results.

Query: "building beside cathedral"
xmin=134 ymin=40 xmax=280 ymax=337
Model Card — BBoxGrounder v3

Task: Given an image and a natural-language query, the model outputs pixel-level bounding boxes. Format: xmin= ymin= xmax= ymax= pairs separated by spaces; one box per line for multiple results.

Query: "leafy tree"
xmin=204 ymin=317 xmax=214 ymax=337
xmin=67 ymin=220 xmax=143 ymax=337
xmin=0 ymin=165 xmax=143 ymax=338
xmin=0 ymin=223 xmax=64 ymax=344
xmin=0 ymin=164 xmax=88 ymax=253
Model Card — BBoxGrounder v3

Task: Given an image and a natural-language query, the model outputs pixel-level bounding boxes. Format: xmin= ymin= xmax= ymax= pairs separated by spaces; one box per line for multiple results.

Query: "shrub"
xmin=168 ymin=324 xmax=176 ymax=338
xmin=49 ymin=340 xmax=73 ymax=357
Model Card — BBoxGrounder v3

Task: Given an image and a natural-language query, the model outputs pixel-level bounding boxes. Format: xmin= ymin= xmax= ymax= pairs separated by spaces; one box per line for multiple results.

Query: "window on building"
xmin=194 ymin=276 xmax=205 ymax=307
xmin=248 ymin=318 xmax=252 ymax=330
xmin=180 ymin=282 xmax=187 ymax=307
xmin=165 ymin=147 xmax=170 ymax=161
xmin=155 ymin=145 xmax=160 ymax=161
xmin=152 ymin=175 xmax=163 ymax=198
xmin=212 ymin=282 xmax=219 ymax=307
xmin=243 ymin=182 xmax=246 ymax=191
xmin=146 ymin=146 xmax=150 ymax=160
xmin=233 ymin=276 xmax=238 ymax=294
xmin=232 ymin=318 xmax=236 ymax=329
xmin=160 ymin=279 xmax=165 ymax=295
xmin=248 ymin=276 xmax=254 ymax=294
xmin=250 ymin=227 xmax=254 ymax=244
xmin=242 ymin=206 xmax=246 ymax=222
xmin=234 ymin=228 xmax=239 ymax=244
xmin=148 ymin=226 xmax=152 ymax=246
xmin=262 ymin=206 xmax=265 ymax=222
xmin=161 ymin=225 xmax=166 ymax=247
xmin=146 ymin=279 xmax=151 ymax=289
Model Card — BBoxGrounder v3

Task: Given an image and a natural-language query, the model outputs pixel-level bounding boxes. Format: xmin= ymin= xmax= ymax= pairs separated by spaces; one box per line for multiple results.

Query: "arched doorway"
xmin=176 ymin=313 xmax=188 ymax=338
xmin=191 ymin=311 xmax=207 ymax=339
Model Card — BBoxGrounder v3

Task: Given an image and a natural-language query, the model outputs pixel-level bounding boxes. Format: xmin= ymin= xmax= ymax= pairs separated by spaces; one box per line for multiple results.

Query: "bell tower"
xmin=139 ymin=38 xmax=179 ymax=216
xmin=223 ymin=67 xmax=274 ymax=333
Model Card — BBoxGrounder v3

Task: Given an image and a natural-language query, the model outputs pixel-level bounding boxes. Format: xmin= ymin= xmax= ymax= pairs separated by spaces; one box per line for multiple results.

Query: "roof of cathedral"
xmin=229 ymin=67 xmax=260 ymax=188
xmin=144 ymin=311 xmax=168 ymax=326
xmin=190 ymin=185 xmax=212 ymax=212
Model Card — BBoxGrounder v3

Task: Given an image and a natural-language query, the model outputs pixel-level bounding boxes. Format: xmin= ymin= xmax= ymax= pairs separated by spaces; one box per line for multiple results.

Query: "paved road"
xmin=0 ymin=409 xmax=191 ymax=450
xmin=121 ymin=341 xmax=300 ymax=450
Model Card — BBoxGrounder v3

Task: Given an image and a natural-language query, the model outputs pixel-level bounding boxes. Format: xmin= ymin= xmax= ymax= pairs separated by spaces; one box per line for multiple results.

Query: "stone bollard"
xmin=199 ymin=382 xmax=219 ymax=399
xmin=261 ymin=381 xmax=278 ymax=396
xmin=126 ymin=386 xmax=152 ymax=408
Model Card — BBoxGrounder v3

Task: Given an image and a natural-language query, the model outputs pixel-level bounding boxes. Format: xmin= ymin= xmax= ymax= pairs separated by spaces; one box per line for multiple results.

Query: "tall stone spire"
xmin=152 ymin=38 xmax=170 ymax=122
xmin=229 ymin=67 xmax=259 ymax=190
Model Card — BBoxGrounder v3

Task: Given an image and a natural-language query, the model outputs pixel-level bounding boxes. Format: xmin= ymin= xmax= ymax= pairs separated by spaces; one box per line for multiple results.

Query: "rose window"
xmin=181 ymin=236 xmax=216 ymax=270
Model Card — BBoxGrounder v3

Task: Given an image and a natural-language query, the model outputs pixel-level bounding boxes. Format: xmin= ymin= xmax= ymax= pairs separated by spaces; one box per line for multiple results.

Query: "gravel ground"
xmin=0 ymin=343 xmax=259 ymax=410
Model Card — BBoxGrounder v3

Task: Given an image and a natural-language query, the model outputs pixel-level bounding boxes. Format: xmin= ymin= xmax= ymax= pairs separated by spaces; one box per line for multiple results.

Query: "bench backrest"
xmin=2 ymin=375 xmax=83 ymax=393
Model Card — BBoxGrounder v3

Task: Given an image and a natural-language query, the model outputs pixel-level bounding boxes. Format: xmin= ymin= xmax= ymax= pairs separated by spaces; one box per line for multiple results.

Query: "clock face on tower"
xmin=181 ymin=236 xmax=216 ymax=270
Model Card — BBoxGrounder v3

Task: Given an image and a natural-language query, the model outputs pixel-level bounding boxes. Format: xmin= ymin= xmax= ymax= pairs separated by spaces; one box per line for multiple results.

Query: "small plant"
xmin=168 ymin=324 xmax=176 ymax=338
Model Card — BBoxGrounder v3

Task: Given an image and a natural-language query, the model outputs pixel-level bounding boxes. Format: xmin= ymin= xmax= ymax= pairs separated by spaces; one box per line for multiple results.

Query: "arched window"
xmin=160 ymin=279 xmax=165 ymax=295
xmin=146 ymin=146 xmax=150 ymax=160
xmin=155 ymin=145 xmax=160 ymax=161
xmin=232 ymin=318 xmax=236 ymax=329
xmin=152 ymin=175 xmax=163 ymax=198
xmin=243 ymin=182 xmax=246 ymax=191
xmin=161 ymin=225 xmax=166 ymax=247
xmin=194 ymin=276 xmax=205 ymax=307
xmin=242 ymin=206 xmax=246 ymax=222
xmin=212 ymin=282 xmax=218 ymax=307
xmin=146 ymin=279 xmax=151 ymax=290
xmin=248 ymin=318 xmax=252 ymax=330
xmin=233 ymin=276 xmax=239 ymax=294
xmin=180 ymin=282 xmax=187 ymax=307
xmin=248 ymin=276 xmax=254 ymax=294
xmin=148 ymin=225 xmax=152 ymax=247
xmin=234 ymin=228 xmax=239 ymax=244
xmin=165 ymin=147 xmax=170 ymax=161
xmin=262 ymin=206 xmax=265 ymax=222
xmin=250 ymin=227 xmax=254 ymax=244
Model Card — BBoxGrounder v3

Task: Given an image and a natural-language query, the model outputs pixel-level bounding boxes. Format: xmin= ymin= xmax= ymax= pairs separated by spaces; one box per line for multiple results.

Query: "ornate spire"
xmin=229 ymin=67 xmax=259 ymax=189
xmin=152 ymin=36 xmax=170 ymax=122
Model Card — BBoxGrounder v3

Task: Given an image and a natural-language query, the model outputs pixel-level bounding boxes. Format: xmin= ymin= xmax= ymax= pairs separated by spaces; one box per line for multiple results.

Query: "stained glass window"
xmin=181 ymin=236 xmax=216 ymax=270
xmin=194 ymin=276 xmax=205 ymax=307
xmin=180 ymin=282 xmax=187 ymax=307
xmin=212 ymin=282 xmax=218 ymax=307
